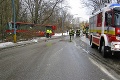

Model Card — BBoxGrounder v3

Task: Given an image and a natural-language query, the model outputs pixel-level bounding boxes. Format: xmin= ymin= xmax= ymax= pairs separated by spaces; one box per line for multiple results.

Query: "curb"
xmin=0 ymin=36 xmax=64 ymax=51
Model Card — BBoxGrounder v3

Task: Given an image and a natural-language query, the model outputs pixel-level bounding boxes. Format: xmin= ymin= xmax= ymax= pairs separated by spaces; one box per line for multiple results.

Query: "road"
xmin=0 ymin=36 xmax=119 ymax=80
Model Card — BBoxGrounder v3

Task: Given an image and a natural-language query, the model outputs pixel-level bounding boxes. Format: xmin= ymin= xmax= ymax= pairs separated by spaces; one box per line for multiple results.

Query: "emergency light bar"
xmin=109 ymin=4 xmax=120 ymax=8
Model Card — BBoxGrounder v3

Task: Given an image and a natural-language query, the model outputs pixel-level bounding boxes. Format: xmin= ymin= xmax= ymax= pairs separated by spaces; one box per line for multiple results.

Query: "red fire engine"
xmin=89 ymin=3 xmax=120 ymax=57
xmin=6 ymin=22 xmax=56 ymax=37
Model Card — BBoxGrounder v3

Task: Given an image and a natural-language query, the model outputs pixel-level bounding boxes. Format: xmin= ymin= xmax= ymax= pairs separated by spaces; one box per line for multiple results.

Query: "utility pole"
xmin=11 ymin=0 xmax=16 ymax=43
xmin=61 ymin=2 xmax=64 ymax=36
xmin=62 ymin=10 xmax=64 ymax=36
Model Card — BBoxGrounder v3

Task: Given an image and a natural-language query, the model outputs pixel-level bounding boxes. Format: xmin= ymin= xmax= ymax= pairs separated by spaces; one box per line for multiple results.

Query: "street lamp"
xmin=61 ymin=9 xmax=64 ymax=36
xmin=61 ymin=3 xmax=64 ymax=36
xmin=11 ymin=0 xmax=16 ymax=43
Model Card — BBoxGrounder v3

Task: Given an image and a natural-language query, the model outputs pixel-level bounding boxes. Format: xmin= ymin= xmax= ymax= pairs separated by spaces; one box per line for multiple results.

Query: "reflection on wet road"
xmin=0 ymin=36 xmax=119 ymax=80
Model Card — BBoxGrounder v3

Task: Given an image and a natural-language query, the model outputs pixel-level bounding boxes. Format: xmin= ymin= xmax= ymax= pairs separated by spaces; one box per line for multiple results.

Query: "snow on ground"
xmin=0 ymin=33 xmax=68 ymax=49
xmin=0 ymin=42 xmax=15 ymax=48
xmin=54 ymin=32 xmax=69 ymax=36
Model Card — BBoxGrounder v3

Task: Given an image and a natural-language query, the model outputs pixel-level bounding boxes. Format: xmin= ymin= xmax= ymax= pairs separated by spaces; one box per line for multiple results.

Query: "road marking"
xmin=55 ymin=48 xmax=63 ymax=54
xmin=74 ymin=38 xmax=119 ymax=80
xmin=83 ymin=48 xmax=89 ymax=54
xmin=73 ymin=41 xmax=77 ymax=46
xmin=89 ymin=57 xmax=119 ymax=80
xmin=73 ymin=41 xmax=89 ymax=54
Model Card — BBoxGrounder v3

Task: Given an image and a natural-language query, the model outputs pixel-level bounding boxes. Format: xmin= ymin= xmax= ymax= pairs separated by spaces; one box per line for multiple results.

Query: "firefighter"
xmin=85 ymin=26 xmax=89 ymax=38
xmin=71 ymin=29 xmax=74 ymax=36
xmin=46 ymin=29 xmax=50 ymax=38
xmin=49 ymin=30 xmax=52 ymax=38
xmin=69 ymin=29 xmax=72 ymax=42
xmin=76 ymin=29 xmax=80 ymax=37
xmin=78 ymin=29 xmax=81 ymax=36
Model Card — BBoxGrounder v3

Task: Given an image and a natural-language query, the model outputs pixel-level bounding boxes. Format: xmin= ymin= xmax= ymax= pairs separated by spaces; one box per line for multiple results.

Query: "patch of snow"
xmin=31 ymin=39 xmax=38 ymax=43
xmin=0 ymin=34 xmax=61 ymax=49
xmin=0 ymin=42 xmax=14 ymax=48
xmin=54 ymin=32 xmax=69 ymax=36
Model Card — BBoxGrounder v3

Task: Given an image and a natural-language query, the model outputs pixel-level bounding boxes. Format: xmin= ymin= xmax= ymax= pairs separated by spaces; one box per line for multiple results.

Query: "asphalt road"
xmin=0 ymin=36 xmax=119 ymax=80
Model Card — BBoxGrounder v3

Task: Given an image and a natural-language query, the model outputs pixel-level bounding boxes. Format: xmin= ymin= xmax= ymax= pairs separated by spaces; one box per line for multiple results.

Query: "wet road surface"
xmin=0 ymin=36 xmax=119 ymax=80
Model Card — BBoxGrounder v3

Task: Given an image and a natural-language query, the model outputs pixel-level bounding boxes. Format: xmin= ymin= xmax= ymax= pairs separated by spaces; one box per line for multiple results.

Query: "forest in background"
xmin=1 ymin=0 xmax=118 ymax=42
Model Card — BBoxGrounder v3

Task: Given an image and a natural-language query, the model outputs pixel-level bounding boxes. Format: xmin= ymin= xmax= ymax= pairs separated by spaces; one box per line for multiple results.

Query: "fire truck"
xmin=89 ymin=3 xmax=120 ymax=57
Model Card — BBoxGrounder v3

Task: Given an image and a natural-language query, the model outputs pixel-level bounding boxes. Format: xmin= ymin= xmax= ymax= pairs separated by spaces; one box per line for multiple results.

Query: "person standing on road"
xmin=69 ymin=29 xmax=72 ymax=42
xmin=46 ymin=29 xmax=50 ymax=38
xmin=85 ymin=26 xmax=89 ymax=38
xmin=49 ymin=30 xmax=52 ymax=38
xmin=76 ymin=29 xmax=80 ymax=37
xmin=71 ymin=29 xmax=74 ymax=36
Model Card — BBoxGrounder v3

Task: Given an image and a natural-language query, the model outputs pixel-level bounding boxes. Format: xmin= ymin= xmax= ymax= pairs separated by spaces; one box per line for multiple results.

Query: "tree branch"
xmin=0 ymin=0 xmax=4 ymax=5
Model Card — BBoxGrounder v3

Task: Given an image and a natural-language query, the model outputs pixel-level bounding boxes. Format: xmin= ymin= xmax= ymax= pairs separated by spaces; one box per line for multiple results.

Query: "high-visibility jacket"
xmin=71 ymin=30 xmax=74 ymax=36
xmin=69 ymin=30 xmax=72 ymax=36
xmin=49 ymin=30 xmax=52 ymax=34
xmin=76 ymin=29 xmax=80 ymax=34
xmin=71 ymin=30 xmax=74 ymax=34
xmin=46 ymin=30 xmax=49 ymax=33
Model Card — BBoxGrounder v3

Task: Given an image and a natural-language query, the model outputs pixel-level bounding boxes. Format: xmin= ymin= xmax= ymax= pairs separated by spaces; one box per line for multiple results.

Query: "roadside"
xmin=0 ymin=33 xmax=68 ymax=50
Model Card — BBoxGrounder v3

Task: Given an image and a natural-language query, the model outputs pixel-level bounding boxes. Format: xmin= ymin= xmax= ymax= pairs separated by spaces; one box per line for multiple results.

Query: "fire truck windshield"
xmin=114 ymin=12 xmax=120 ymax=27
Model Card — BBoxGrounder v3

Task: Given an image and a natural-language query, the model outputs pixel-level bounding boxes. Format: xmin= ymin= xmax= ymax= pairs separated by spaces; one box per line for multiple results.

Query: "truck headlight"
xmin=116 ymin=36 xmax=120 ymax=40
xmin=114 ymin=44 xmax=120 ymax=48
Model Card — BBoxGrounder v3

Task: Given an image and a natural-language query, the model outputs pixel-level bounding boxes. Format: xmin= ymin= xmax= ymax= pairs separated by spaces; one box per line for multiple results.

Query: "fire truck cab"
xmin=89 ymin=3 xmax=120 ymax=57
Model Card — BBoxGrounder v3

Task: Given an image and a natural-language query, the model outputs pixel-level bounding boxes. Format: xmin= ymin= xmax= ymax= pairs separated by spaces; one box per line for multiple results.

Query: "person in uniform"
xmin=76 ymin=29 xmax=80 ymax=37
xmin=46 ymin=29 xmax=49 ymax=38
xmin=71 ymin=29 xmax=74 ymax=36
xmin=69 ymin=29 xmax=72 ymax=42
xmin=49 ymin=30 xmax=52 ymax=38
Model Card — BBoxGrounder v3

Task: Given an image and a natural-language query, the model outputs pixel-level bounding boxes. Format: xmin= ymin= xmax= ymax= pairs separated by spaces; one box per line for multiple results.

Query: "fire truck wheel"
xmin=101 ymin=41 xmax=107 ymax=58
xmin=90 ymin=37 xmax=95 ymax=48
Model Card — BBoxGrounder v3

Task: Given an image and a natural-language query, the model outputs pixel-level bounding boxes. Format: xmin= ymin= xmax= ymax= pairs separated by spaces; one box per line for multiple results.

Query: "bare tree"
xmin=82 ymin=0 xmax=112 ymax=10
xmin=0 ymin=0 xmax=4 ymax=4
xmin=116 ymin=0 xmax=120 ymax=3
xmin=0 ymin=0 xmax=13 ymax=41
xmin=22 ymin=0 xmax=64 ymax=24
xmin=40 ymin=0 xmax=64 ymax=24
xmin=0 ymin=0 xmax=74 ymax=41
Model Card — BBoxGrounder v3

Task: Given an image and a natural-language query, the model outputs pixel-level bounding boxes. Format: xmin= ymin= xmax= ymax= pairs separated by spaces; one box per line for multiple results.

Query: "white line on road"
xmin=55 ymin=48 xmax=63 ymax=54
xmin=73 ymin=40 xmax=119 ymax=80
xmin=73 ymin=41 xmax=77 ymax=46
xmin=89 ymin=57 xmax=119 ymax=80
xmin=82 ymin=49 xmax=89 ymax=54
xmin=55 ymin=45 xmax=67 ymax=54
xmin=73 ymin=41 xmax=89 ymax=54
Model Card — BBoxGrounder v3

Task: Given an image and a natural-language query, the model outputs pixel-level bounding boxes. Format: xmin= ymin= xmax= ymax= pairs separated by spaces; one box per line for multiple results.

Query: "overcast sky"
xmin=67 ymin=0 xmax=90 ymax=21
xmin=66 ymin=0 xmax=120 ymax=21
